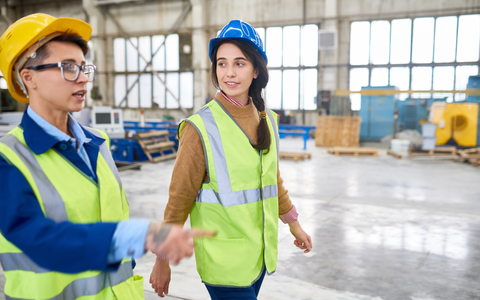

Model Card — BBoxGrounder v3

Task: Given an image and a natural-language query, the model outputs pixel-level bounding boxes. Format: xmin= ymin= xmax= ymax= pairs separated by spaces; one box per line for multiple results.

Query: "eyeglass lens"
xmin=62 ymin=63 xmax=95 ymax=82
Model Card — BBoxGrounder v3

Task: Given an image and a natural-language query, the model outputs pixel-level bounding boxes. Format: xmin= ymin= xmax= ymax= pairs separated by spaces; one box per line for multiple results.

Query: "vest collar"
xmin=20 ymin=111 xmax=105 ymax=155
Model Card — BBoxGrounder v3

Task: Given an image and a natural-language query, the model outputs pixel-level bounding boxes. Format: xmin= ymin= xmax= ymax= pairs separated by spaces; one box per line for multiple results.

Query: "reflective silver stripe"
xmin=182 ymin=120 xmax=211 ymax=184
xmin=83 ymin=127 xmax=123 ymax=191
xmin=262 ymin=184 xmax=278 ymax=199
xmin=4 ymin=261 xmax=133 ymax=300
xmin=198 ymin=107 xmax=232 ymax=193
xmin=0 ymin=253 xmax=50 ymax=273
xmin=110 ymin=260 xmax=133 ymax=286
xmin=196 ymin=184 xmax=277 ymax=207
xmin=266 ymin=110 xmax=280 ymax=166
xmin=0 ymin=134 xmax=68 ymax=222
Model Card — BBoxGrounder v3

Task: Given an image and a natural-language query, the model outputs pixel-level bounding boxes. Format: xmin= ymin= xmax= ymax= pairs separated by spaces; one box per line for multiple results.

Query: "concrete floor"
xmin=1 ymin=137 xmax=480 ymax=300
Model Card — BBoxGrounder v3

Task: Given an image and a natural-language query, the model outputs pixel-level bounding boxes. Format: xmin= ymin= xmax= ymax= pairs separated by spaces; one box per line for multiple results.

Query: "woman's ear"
xmin=253 ymin=68 xmax=259 ymax=79
xmin=20 ymin=69 xmax=37 ymax=90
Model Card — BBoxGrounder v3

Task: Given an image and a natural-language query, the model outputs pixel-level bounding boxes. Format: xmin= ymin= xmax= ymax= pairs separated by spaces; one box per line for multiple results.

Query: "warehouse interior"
xmin=1 ymin=0 xmax=480 ymax=299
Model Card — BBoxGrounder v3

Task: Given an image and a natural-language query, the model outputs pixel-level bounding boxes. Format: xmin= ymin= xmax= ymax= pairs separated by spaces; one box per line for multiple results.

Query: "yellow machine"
xmin=430 ymin=102 xmax=479 ymax=147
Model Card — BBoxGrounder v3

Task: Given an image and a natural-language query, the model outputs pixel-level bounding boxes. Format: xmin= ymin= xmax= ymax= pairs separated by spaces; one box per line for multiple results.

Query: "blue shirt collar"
xmin=21 ymin=108 xmax=105 ymax=155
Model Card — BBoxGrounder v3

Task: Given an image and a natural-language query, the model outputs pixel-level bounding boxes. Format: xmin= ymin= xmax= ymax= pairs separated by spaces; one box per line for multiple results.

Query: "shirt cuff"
xmin=279 ymin=204 xmax=299 ymax=224
xmin=106 ymin=219 xmax=150 ymax=264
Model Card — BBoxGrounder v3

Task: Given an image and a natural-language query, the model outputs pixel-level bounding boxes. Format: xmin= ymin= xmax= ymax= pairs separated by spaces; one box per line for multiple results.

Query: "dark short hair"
xmin=23 ymin=33 xmax=89 ymax=69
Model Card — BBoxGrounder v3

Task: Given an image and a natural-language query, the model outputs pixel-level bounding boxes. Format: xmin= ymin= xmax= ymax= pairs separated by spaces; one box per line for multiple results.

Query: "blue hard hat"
xmin=209 ymin=20 xmax=268 ymax=64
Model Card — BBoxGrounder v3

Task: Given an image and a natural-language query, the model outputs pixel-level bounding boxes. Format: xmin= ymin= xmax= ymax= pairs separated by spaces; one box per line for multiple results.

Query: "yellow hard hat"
xmin=0 ymin=13 xmax=92 ymax=103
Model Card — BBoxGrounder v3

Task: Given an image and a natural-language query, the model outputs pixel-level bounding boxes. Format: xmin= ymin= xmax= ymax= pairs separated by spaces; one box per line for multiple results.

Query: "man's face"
xmin=28 ymin=41 xmax=88 ymax=113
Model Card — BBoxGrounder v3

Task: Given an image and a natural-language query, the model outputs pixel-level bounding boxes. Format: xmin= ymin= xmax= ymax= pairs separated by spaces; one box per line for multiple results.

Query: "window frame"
xmin=349 ymin=14 xmax=480 ymax=107
xmin=260 ymin=23 xmax=320 ymax=111
xmin=113 ymin=33 xmax=194 ymax=109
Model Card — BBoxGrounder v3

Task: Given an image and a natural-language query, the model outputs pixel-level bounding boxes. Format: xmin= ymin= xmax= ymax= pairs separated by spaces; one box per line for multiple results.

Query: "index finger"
xmin=305 ymin=236 xmax=313 ymax=251
xmin=189 ymin=229 xmax=216 ymax=238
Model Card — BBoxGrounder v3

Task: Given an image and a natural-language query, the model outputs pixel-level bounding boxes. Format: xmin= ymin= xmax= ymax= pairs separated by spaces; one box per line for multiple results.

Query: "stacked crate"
xmin=315 ymin=116 xmax=362 ymax=147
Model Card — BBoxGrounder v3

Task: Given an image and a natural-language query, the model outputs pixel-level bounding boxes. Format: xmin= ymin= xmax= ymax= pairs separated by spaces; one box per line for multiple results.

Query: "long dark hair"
xmin=210 ymin=39 xmax=271 ymax=153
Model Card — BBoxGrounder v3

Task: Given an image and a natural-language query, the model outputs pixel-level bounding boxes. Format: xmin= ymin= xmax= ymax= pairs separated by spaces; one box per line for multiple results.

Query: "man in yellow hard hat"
xmin=0 ymin=13 xmax=212 ymax=299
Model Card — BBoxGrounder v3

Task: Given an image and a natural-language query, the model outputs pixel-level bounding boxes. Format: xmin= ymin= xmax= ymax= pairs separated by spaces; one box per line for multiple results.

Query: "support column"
xmin=82 ymin=0 xmax=109 ymax=107
xmin=191 ymin=0 xmax=210 ymax=113
xmin=319 ymin=0 xmax=339 ymax=92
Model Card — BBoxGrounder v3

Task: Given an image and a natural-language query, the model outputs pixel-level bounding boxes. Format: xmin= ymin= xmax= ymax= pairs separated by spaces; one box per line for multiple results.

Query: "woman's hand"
xmin=150 ymin=258 xmax=171 ymax=297
xmin=288 ymin=220 xmax=312 ymax=253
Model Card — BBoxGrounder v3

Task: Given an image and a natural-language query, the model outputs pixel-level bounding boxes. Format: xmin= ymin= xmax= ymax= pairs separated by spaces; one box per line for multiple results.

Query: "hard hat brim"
xmin=209 ymin=37 xmax=268 ymax=65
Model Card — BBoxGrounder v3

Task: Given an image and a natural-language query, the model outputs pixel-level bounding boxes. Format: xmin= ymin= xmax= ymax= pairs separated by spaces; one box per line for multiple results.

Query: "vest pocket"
xmin=203 ymin=237 xmax=250 ymax=284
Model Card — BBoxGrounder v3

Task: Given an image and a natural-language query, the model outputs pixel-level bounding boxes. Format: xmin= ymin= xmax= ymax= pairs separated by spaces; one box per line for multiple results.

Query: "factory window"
xmin=113 ymin=34 xmax=193 ymax=109
xmin=349 ymin=14 xmax=480 ymax=109
xmin=244 ymin=24 xmax=318 ymax=110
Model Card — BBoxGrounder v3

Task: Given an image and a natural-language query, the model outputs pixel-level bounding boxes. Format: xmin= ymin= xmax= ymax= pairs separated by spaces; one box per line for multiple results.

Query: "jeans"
xmin=205 ymin=267 xmax=267 ymax=300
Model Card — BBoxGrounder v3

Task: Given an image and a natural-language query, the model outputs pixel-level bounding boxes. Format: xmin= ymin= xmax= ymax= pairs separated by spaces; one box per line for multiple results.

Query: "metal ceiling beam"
xmin=94 ymin=0 xmax=183 ymax=6
xmin=104 ymin=1 xmax=191 ymax=114
xmin=6 ymin=0 xmax=81 ymax=8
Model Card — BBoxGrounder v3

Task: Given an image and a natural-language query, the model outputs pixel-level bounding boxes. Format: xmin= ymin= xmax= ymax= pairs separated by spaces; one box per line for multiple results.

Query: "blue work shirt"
xmin=0 ymin=109 xmax=149 ymax=273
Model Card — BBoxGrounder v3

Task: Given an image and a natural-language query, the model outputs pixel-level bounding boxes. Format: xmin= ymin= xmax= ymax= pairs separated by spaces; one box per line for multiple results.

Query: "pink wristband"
xmin=279 ymin=204 xmax=298 ymax=224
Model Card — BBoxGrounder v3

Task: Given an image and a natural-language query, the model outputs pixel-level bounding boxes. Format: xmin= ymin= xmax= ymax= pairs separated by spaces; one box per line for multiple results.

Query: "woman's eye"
xmin=63 ymin=64 xmax=78 ymax=72
xmin=237 ymin=62 xmax=244 ymax=67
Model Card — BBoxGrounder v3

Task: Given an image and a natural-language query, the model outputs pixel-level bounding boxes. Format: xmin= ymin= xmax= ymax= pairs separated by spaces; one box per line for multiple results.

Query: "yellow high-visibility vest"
xmin=0 ymin=126 xmax=144 ymax=300
xmin=179 ymin=98 xmax=280 ymax=287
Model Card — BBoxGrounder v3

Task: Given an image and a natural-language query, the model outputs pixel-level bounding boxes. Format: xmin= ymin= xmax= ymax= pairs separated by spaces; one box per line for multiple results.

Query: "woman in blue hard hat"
xmin=150 ymin=19 xmax=313 ymax=300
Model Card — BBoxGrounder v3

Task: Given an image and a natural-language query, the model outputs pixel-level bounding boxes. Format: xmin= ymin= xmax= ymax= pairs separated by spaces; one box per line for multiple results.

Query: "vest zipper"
xmin=260 ymin=150 xmax=267 ymax=271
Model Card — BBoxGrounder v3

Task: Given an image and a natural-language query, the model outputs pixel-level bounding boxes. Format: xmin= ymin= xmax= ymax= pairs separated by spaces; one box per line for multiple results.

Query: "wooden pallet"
xmin=115 ymin=162 xmax=143 ymax=171
xmin=136 ymin=130 xmax=177 ymax=163
xmin=409 ymin=146 xmax=457 ymax=158
xmin=387 ymin=150 xmax=403 ymax=159
xmin=279 ymin=151 xmax=312 ymax=161
xmin=327 ymin=147 xmax=378 ymax=156
xmin=457 ymin=148 xmax=480 ymax=166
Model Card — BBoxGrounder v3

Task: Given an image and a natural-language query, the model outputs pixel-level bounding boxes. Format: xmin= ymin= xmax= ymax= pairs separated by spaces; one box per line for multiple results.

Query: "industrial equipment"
xmin=467 ymin=75 xmax=480 ymax=146
xmin=359 ymin=85 xmax=447 ymax=141
xmin=111 ymin=120 xmax=178 ymax=164
xmin=359 ymin=86 xmax=397 ymax=141
xmin=430 ymin=102 xmax=479 ymax=147
xmin=90 ymin=106 xmax=125 ymax=139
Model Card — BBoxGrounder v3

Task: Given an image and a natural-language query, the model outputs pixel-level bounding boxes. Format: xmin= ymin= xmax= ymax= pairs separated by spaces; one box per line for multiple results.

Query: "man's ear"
xmin=20 ymin=69 xmax=37 ymax=91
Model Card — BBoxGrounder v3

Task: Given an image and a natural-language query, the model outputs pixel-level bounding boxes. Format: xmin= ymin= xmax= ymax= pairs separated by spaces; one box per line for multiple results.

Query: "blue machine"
xmin=359 ymin=85 xmax=448 ymax=141
xmin=110 ymin=121 xmax=178 ymax=163
xmin=359 ymin=86 xmax=397 ymax=141
xmin=467 ymin=75 xmax=480 ymax=146
xmin=396 ymin=98 xmax=443 ymax=133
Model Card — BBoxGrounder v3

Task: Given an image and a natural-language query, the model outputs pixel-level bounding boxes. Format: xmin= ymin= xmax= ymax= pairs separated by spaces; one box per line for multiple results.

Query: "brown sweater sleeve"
xmin=277 ymin=168 xmax=293 ymax=215
xmin=163 ymin=122 xmax=206 ymax=225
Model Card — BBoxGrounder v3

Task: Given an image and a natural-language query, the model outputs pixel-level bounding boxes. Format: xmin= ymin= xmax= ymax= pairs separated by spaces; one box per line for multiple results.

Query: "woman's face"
xmin=215 ymin=43 xmax=258 ymax=105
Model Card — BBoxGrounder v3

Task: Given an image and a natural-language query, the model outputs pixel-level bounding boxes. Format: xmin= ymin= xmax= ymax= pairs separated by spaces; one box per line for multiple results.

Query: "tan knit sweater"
xmin=163 ymin=92 xmax=293 ymax=224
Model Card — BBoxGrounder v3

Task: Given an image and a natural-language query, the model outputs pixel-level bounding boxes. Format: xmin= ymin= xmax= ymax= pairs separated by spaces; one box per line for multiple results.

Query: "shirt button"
xmin=59 ymin=143 xmax=68 ymax=150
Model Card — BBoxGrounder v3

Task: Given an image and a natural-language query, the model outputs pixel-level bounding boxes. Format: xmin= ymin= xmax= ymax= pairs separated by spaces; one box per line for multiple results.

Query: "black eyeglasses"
xmin=26 ymin=62 xmax=96 ymax=82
